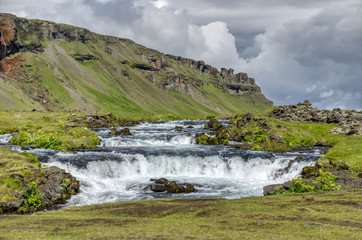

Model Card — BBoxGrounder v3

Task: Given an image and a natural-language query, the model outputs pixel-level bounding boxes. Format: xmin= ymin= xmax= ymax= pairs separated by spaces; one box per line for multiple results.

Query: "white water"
xmin=1 ymin=120 xmax=324 ymax=206
xmin=0 ymin=133 xmax=12 ymax=144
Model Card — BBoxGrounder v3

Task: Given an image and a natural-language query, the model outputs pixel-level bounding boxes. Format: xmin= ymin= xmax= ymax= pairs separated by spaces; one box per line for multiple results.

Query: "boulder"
xmin=72 ymin=113 xmax=116 ymax=128
xmin=120 ymin=128 xmax=132 ymax=135
xmin=37 ymin=166 xmax=80 ymax=205
xmin=263 ymin=181 xmax=292 ymax=195
xmin=301 ymin=166 xmax=319 ymax=178
xmin=151 ymin=184 xmax=167 ymax=192
xmin=236 ymin=113 xmax=254 ymax=128
xmin=109 ymin=127 xmax=121 ymax=135
xmin=149 ymin=178 xmax=196 ymax=193
xmin=0 ymin=199 xmax=23 ymax=212
xmin=173 ymin=126 xmax=184 ymax=131
xmin=269 ymin=133 xmax=284 ymax=144
xmin=153 ymin=177 xmax=169 ymax=185
xmin=206 ymin=119 xmax=223 ymax=130
xmin=109 ymin=126 xmax=132 ymax=136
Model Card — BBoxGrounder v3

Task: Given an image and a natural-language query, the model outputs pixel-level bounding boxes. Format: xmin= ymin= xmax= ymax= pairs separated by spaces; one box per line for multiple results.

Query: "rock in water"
xmin=120 ymin=128 xmax=132 ymax=135
xmin=149 ymin=178 xmax=196 ymax=193
xmin=151 ymin=185 xmax=167 ymax=192
xmin=206 ymin=119 xmax=223 ymax=130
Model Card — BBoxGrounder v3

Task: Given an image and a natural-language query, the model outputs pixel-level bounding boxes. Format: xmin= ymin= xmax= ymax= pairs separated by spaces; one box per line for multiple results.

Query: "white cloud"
xmin=96 ymin=0 xmax=113 ymax=4
xmin=1 ymin=0 xmax=361 ymax=110
xmin=319 ymin=90 xmax=335 ymax=99
xmin=153 ymin=0 xmax=168 ymax=8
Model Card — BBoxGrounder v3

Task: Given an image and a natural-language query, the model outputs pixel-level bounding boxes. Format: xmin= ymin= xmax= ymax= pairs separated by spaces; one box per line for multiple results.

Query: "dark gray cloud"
xmin=1 ymin=0 xmax=361 ymax=110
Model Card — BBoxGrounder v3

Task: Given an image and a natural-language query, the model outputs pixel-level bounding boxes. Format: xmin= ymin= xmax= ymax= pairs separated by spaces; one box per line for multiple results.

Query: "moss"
xmin=0 ymin=149 xmax=42 ymax=203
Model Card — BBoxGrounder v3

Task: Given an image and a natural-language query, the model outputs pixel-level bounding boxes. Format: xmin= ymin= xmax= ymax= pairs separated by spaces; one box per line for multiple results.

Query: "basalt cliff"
xmin=0 ymin=13 xmax=272 ymax=116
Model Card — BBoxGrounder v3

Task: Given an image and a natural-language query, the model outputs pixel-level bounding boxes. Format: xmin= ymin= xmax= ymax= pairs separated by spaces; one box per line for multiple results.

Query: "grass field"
xmin=0 ymin=190 xmax=361 ymax=239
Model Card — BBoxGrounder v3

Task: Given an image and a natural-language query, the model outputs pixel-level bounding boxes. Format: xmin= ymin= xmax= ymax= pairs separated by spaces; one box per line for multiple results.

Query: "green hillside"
xmin=0 ymin=13 xmax=272 ymax=117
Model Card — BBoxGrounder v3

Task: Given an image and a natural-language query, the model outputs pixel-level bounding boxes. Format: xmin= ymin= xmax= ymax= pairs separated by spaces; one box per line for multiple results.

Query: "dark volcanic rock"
xmin=0 ymin=166 xmax=79 ymax=213
xmin=0 ymin=199 xmax=23 ymax=213
xmin=72 ymin=113 xmax=116 ymax=128
xmin=263 ymin=182 xmax=293 ymax=195
xmin=109 ymin=127 xmax=121 ymax=135
xmin=38 ymin=166 xmax=80 ymax=205
xmin=151 ymin=184 xmax=167 ymax=192
xmin=269 ymin=101 xmax=362 ymax=136
xmin=206 ymin=119 xmax=223 ymax=130
xmin=149 ymin=178 xmax=196 ymax=193
xmin=120 ymin=128 xmax=132 ymax=135
xmin=269 ymin=133 xmax=284 ymax=144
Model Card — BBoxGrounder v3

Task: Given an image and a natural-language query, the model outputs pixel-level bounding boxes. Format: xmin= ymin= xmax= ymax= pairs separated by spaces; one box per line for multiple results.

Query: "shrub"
xmin=10 ymin=130 xmax=62 ymax=150
xmin=62 ymin=178 xmax=71 ymax=199
xmin=18 ymin=182 xmax=42 ymax=213
xmin=279 ymin=168 xmax=340 ymax=194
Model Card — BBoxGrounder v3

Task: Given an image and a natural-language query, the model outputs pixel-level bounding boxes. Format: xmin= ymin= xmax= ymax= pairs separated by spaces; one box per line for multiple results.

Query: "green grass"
xmin=0 ymin=111 xmax=100 ymax=150
xmin=0 ymin=30 xmax=270 ymax=117
xmin=224 ymin=115 xmax=362 ymax=171
xmin=0 ymin=148 xmax=41 ymax=203
xmin=0 ymin=190 xmax=360 ymax=239
xmin=321 ymin=138 xmax=362 ymax=171
xmin=267 ymin=119 xmax=362 ymax=171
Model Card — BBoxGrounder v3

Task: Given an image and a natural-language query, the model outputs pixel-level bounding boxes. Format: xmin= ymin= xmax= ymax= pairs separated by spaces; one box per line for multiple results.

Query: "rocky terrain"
xmin=269 ymin=100 xmax=362 ymax=136
xmin=0 ymin=148 xmax=79 ymax=213
xmin=0 ymin=13 xmax=272 ymax=116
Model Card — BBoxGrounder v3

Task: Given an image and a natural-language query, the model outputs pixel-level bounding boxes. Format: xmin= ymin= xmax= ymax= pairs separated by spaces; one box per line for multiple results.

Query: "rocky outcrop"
xmin=0 ymin=13 xmax=97 ymax=58
xmin=204 ymin=119 xmax=223 ymax=130
xmin=158 ymin=55 xmax=273 ymax=106
xmin=37 ymin=166 xmax=79 ymax=206
xmin=269 ymin=100 xmax=362 ymax=135
xmin=263 ymin=168 xmax=362 ymax=195
xmin=0 ymin=148 xmax=79 ymax=214
xmin=0 ymin=166 xmax=79 ymax=213
xmin=149 ymin=178 xmax=196 ymax=193
xmin=71 ymin=113 xmax=116 ymax=128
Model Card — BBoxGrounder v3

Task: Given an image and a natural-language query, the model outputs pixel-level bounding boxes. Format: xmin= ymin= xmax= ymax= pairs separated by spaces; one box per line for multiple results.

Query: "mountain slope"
xmin=0 ymin=13 xmax=272 ymax=117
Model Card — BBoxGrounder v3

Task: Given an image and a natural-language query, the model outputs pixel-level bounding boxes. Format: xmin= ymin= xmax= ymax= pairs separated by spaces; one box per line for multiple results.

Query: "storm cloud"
xmin=1 ymin=0 xmax=361 ymax=109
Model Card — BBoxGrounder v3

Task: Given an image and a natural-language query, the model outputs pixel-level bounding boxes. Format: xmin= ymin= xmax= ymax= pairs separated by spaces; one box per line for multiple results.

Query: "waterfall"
xmin=1 ymin=120 xmax=325 ymax=206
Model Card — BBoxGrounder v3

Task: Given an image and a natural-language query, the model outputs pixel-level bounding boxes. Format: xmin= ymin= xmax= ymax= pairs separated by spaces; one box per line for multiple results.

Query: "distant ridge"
xmin=0 ymin=13 xmax=272 ymax=116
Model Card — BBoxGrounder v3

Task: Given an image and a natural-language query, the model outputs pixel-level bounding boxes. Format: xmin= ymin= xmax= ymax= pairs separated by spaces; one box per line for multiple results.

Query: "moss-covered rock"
xmin=0 ymin=148 xmax=79 ymax=214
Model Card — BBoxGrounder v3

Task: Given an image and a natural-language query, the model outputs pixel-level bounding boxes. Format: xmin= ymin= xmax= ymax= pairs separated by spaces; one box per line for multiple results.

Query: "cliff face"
xmin=0 ymin=13 xmax=272 ymax=116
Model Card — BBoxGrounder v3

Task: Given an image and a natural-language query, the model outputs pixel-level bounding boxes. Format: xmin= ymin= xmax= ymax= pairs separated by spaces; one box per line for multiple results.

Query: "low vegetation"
xmin=0 ymin=111 xmax=102 ymax=150
xmin=198 ymin=113 xmax=361 ymax=172
xmin=0 ymin=190 xmax=360 ymax=239
xmin=277 ymin=169 xmax=341 ymax=194
xmin=0 ymin=149 xmax=41 ymax=203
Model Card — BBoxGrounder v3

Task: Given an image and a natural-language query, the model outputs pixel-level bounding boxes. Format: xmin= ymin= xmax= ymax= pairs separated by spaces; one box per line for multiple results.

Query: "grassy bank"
xmin=0 ymin=111 xmax=100 ymax=150
xmin=0 ymin=190 xmax=361 ymax=239
xmin=211 ymin=115 xmax=362 ymax=172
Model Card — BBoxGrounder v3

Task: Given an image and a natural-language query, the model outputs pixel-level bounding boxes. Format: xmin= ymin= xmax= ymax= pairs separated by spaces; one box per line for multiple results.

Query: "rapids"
xmin=1 ymin=120 xmax=325 ymax=206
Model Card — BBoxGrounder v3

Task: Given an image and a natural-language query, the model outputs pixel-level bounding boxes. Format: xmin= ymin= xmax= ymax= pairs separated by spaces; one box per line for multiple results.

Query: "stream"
xmin=0 ymin=120 xmax=325 ymax=207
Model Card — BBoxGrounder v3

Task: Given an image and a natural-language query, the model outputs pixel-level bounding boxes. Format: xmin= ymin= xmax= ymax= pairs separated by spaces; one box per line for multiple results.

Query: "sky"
xmin=1 ymin=0 xmax=362 ymax=110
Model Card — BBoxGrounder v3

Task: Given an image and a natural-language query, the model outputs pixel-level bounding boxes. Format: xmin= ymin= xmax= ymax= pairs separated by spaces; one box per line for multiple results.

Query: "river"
xmin=0 ymin=120 xmax=324 ymax=207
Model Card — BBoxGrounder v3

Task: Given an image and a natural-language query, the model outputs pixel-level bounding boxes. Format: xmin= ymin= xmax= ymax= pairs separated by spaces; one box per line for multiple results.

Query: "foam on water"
xmin=0 ymin=133 xmax=12 ymax=144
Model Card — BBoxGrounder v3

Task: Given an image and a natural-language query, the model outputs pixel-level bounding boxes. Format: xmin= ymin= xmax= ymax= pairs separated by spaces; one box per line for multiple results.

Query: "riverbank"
xmin=0 ymin=190 xmax=361 ymax=239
